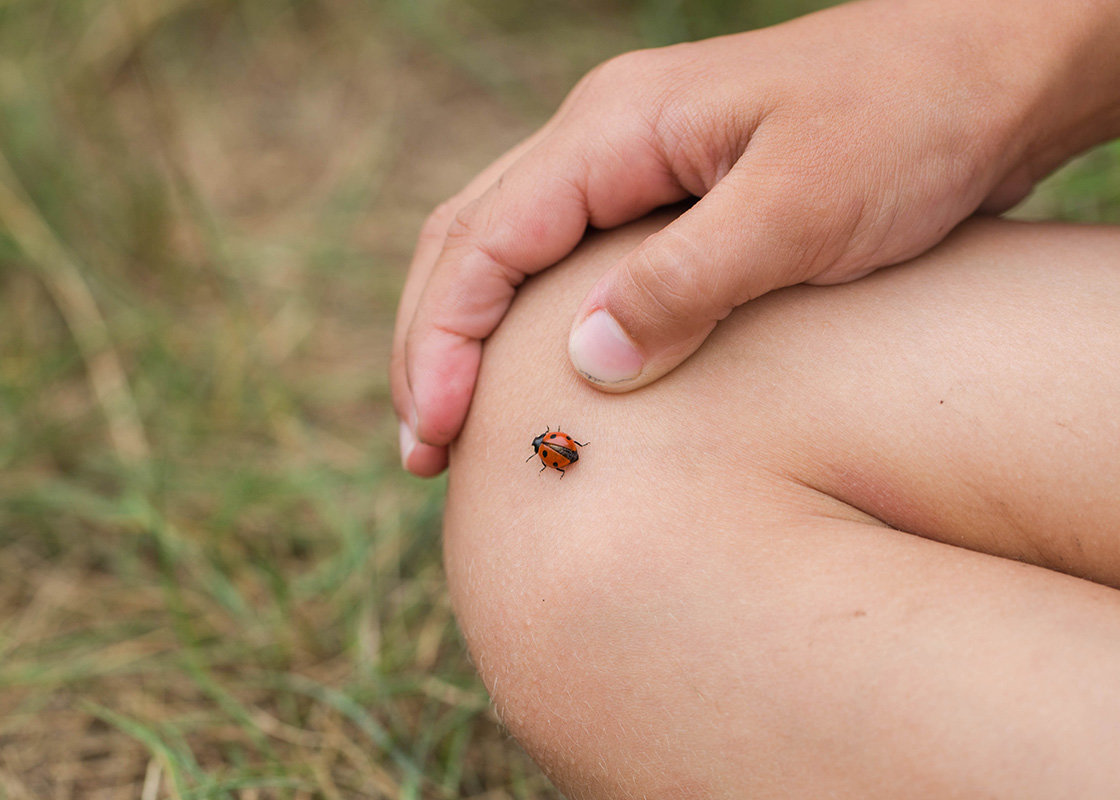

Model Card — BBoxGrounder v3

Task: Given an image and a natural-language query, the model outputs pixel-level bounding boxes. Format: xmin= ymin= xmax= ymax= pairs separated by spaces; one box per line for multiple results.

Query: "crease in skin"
xmin=420 ymin=248 xmax=521 ymax=340
xmin=444 ymin=211 xmax=1120 ymax=800
xmin=454 ymin=211 xmax=1120 ymax=590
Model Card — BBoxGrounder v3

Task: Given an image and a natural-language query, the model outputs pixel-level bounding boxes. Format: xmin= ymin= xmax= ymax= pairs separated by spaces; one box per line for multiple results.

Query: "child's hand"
xmin=394 ymin=0 xmax=1120 ymax=476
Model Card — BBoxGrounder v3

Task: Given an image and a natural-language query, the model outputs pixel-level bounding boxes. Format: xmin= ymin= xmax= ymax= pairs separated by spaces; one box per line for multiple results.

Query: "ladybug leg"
xmin=558 ymin=467 xmax=565 ymax=478
xmin=538 ymin=464 xmax=547 ymax=475
xmin=526 ymin=452 xmax=537 ymax=462
xmin=575 ymin=441 xmax=589 ymax=447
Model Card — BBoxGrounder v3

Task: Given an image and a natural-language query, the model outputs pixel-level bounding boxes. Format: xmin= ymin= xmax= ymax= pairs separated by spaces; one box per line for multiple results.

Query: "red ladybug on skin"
xmin=526 ymin=427 xmax=588 ymax=478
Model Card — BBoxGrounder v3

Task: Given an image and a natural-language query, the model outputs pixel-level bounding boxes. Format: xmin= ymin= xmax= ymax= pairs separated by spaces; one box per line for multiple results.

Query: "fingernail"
xmin=399 ymin=420 xmax=416 ymax=468
xmin=569 ymin=309 xmax=643 ymax=384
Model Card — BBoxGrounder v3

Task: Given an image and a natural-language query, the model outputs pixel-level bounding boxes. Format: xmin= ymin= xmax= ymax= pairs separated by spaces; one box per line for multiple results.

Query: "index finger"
xmin=405 ymin=137 xmax=592 ymax=447
xmin=393 ymin=130 xmax=558 ymax=475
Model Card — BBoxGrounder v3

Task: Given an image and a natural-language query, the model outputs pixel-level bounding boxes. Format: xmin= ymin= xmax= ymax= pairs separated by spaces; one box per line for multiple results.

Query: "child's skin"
xmin=444 ymin=212 xmax=1120 ymax=797
xmin=393 ymin=0 xmax=1120 ymax=475
xmin=392 ymin=0 xmax=1120 ymax=794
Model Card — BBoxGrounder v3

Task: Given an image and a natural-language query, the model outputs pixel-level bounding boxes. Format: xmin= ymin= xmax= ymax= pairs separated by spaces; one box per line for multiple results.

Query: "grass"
xmin=0 ymin=1 xmax=1117 ymax=798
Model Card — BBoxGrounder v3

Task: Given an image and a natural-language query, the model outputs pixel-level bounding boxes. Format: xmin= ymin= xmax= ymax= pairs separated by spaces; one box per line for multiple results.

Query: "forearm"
xmin=832 ymin=0 xmax=1120 ymax=208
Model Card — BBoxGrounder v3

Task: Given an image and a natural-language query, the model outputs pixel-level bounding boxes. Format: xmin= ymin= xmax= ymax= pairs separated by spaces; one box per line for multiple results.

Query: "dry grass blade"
xmin=140 ymin=758 xmax=163 ymax=800
xmin=0 ymin=145 xmax=149 ymax=465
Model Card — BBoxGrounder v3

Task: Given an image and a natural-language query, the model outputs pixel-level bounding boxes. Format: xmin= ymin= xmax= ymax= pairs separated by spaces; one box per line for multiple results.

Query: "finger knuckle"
xmin=596 ymin=48 xmax=662 ymax=83
xmin=436 ymin=200 xmax=524 ymax=288
xmin=444 ymin=199 xmax=488 ymax=247
xmin=625 ymin=231 xmax=718 ymax=323
xmin=575 ymin=47 xmax=708 ymax=170
xmin=419 ymin=200 xmax=459 ymax=246
xmin=578 ymin=48 xmax=672 ymax=107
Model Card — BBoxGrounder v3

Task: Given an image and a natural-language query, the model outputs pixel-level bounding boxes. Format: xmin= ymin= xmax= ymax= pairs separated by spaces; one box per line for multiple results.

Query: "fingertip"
xmin=411 ymin=379 xmax=470 ymax=448
xmin=568 ymin=302 xmax=717 ymax=394
xmin=404 ymin=438 xmax=450 ymax=477
xmin=407 ymin=328 xmax=481 ymax=447
xmin=568 ymin=308 xmax=644 ymax=387
xmin=402 ymin=413 xmax=450 ymax=476
xmin=399 ymin=419 xmax=417 ymax=468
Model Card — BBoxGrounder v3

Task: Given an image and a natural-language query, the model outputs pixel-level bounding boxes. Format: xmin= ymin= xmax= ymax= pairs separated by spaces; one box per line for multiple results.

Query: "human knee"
xmin=438 ymin=210 xmax=882 ymax=796
xmin=441 ymin=212 xmax=1120 ymax=799
xmin=442 ymin=444 xmax=767 ymax=797
xmin=440 ymin=351 xmax=818 ymax=793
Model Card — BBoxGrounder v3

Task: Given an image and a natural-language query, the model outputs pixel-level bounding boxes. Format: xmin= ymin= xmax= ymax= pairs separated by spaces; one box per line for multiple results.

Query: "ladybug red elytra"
xmin=526 ymin=426 xmax=588 ymax=478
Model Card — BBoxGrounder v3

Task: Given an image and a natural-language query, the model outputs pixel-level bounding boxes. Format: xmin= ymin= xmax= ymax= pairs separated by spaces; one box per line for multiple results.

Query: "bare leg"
xmin=443 ymin=213 xmax=1120 ymax=798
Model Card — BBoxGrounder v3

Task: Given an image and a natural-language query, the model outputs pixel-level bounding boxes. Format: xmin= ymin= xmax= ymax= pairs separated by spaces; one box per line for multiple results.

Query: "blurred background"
xmin=0 ymin=0 xmax=1117 ymax=797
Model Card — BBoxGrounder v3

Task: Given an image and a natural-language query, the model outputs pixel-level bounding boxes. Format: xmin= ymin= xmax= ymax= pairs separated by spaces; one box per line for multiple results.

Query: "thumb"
xmin=568 ymin=168 xmax=817 ymax=391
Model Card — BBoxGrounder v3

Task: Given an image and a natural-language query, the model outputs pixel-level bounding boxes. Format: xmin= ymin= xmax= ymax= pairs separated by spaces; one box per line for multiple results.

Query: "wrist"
xmin=839 ymin=0 xmax=1120 ymax=202
xmin=975 ymin=0 xmax=1120 ymax=182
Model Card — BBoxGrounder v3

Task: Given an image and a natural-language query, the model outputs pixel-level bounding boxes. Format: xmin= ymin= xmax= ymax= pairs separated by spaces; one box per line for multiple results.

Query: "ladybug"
xmin=526 ymin=426 xmax=588 ymax=478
